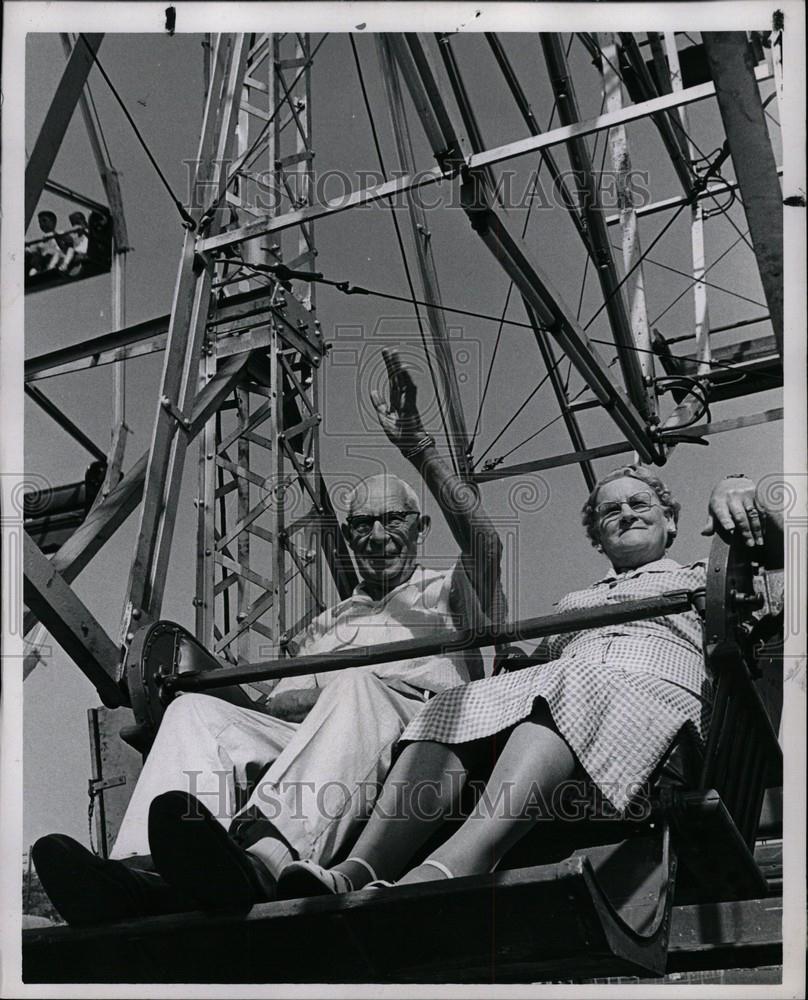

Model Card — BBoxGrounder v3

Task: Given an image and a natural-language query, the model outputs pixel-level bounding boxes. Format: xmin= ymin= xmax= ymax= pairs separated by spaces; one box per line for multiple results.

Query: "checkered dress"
xmin=400 ymin=558 xmax=712 ymax=812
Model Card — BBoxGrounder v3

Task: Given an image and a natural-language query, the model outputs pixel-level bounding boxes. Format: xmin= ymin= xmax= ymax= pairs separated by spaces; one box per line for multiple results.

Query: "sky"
xmin=18 ymin=18 xmax=788 ymax=851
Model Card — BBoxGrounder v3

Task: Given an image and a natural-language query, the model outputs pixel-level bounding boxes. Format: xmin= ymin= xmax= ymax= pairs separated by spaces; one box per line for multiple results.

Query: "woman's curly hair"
xmin=581 ymin=465 xmax=681 ymax=549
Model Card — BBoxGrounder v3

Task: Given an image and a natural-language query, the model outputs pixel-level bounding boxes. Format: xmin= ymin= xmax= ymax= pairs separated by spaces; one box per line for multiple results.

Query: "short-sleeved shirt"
xmin=543 ymin=557 xmax=709 ymax=697
xmin=271 ymin=563 xmax=485 ymax=698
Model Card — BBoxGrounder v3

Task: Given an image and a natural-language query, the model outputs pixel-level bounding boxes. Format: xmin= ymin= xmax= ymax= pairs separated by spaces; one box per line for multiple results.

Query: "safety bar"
xmin=162 ymin=589 xmax=700 ymax=694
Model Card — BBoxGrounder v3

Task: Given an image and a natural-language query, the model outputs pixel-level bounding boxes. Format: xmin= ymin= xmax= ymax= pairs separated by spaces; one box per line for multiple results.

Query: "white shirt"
xmin=272 ymin=563 xmax=483 ymax=697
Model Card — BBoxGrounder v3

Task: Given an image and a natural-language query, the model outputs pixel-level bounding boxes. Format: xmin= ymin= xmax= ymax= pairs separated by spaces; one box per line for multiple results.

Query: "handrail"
xmin=162 ymin=589 xmax=698 ymax=694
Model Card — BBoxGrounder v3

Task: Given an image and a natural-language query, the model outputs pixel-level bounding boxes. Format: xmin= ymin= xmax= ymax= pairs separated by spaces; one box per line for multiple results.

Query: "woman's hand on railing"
xmin=702 ymin=475 xmax=765 ymax=548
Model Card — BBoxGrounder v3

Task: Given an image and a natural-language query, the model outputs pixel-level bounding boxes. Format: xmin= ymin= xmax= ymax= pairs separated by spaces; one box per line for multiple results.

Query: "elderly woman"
xmin=277 ymin=359 xmax=775 ymax=897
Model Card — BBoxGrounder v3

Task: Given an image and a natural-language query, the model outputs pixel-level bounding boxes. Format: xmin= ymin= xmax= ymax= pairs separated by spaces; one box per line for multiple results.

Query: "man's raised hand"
xmin=370 ymin=348 xmax=430 ymax=456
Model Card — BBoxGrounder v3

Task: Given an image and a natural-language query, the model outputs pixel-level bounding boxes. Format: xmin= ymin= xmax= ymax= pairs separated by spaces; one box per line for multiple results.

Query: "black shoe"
xmin=31 ymin=834 xmax=193 ymax=927
xmin=148 ymin=791 xmax=276 ymax=913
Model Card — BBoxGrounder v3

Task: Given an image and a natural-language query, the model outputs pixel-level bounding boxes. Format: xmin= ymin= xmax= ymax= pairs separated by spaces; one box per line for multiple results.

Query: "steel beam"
xmin=167 ymin=590 xmax=695 ymax=691
xmin=22 ymin=353 xmax=250 ymax=640
xmin=23 ymin=532 xmax=124 ymax=707
xmin=435 ymin=34 xmax=498 ymax=197
xmin=701 ymin=32 xmax=783 ymax=357
xmin=474 ymin=407 xmax=783 ymax=483
xmin=432 ymin=34 xmax=593 ymax=486
xmin=541 ymin=34 xmax=651 ymax=420
xmin=618 ymin=32 xmax=695 ymax=196
xmin=41 ymin=179 xmax=108 ymax=216
xmin=60 ymin=34 xmax=130 ymax=253
xmin=460 ymin=176 xmax=659 ymax=463
xmin=385 ymin=34 xmax=463 ymax=169
xmin=659 ymin=32 xmax=712 ymax=441
xmin=474 ymin=440 xmax=636 ymax=482
xmin=122 ymin=35 xmax=249 ymax=636
xmin=199 ymin=65 xmax=770 ymax=257
xmin=661 ymin=406 xmax=783 ymax=441
xmin=484 ymin=33 xmax=589 ymax=248
xmin=392 ymin=34 xmax=656 ymax=467
xmin=598 ymin=33 xmax=656 ymax=427
xmin=604 ymin=168 xmax=783 ymax=227
xmin=469 ymin=62 xmax=771 ymax=172
xmin=25 ymin=281 xmax=322 ymax=381
xmin=198 ymin=165 xmax=445 ymax=253
xmin=200 ymin=62 xmax=772 ymax=258
xmin=25 ymin=33 xmax=104 ymax=229
xmin=24 ymin=384 xmax=107 ymax=462
xmin=379 ymin=36 xmax=471 ymax=476
xmin=523 ymin=304 xmax=596 ymax=490
xmin=442 ymin=33 xmax=594 ymax=487
xmin=25 ymin=314 xmax=171 ymax=381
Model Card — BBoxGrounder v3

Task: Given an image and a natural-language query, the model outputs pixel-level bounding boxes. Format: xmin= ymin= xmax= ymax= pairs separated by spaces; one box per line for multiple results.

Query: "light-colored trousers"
xmin=110 ymin=668 xmax=424 ymax=865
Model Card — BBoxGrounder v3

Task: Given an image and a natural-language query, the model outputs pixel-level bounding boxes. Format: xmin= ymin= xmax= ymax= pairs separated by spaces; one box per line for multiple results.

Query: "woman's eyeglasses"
xmin=347 ymin=511 xmax=418 ymax=535
xmin=595 ymin=491 xmax=658 ymax=524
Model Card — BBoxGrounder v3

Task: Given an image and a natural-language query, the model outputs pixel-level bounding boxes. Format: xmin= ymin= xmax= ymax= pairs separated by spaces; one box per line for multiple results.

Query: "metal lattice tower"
xmin=117 ymin=34 xmax=350 ymax=701
xmin=191 ymin=33 xmax=348 ymax=676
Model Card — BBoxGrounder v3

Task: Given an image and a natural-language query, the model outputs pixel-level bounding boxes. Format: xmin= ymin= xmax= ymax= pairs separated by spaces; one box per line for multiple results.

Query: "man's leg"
xmin=33 ymin=693 xmax=299 ymax=924
xmin=111 ymin=693 xmax=297 ymax=859
xmin=238 ymin=669 xmax=425 ymax=869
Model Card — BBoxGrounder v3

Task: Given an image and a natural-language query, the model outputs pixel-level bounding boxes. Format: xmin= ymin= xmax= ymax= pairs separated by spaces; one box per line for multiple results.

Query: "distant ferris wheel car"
xmin=24 ymin=207 xmax=113 ymax=294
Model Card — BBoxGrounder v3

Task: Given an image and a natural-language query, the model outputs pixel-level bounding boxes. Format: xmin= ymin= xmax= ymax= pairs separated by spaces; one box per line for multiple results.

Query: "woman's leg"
xmin=398 ymin=701 xmax=577 ymax=884
xmin=332 ymin=737 xmax=481 ymax=888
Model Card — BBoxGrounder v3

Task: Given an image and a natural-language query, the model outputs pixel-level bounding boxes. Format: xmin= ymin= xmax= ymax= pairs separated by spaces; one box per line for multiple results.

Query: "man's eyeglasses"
xmin=595 ymin=491 xmax=658 ymax=524
xmin=347 ymin=511 xmax=419 ymax=536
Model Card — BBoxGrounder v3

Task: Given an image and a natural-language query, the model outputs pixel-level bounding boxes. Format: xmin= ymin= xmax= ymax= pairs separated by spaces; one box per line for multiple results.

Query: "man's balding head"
xmin=345 ymin=474 xmax=420 ymax=519
xmin=341 ymin=474 xmax=428 ymax=597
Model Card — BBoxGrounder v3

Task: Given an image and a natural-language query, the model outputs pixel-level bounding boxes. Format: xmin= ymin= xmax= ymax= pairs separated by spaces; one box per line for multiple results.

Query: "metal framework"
xmin=22 ymin=30 xmax=785 ymax=859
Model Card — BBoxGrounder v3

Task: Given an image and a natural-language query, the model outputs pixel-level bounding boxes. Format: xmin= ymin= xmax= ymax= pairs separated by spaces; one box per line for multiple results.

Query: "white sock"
xmin=246 ymin=836 xmax=294 ymax=879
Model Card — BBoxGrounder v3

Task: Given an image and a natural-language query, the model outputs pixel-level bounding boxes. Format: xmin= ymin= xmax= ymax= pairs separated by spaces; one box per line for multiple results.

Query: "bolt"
xmin=126 ymin=632 xmax=135 ymax=643
xmin=207 ymin=453 xmax=214 ymax=460
xmin=132 ymin=609 xmax=142 ymax=620
xmin=205 ymin=549 xmax=212 ymax=556
xmin=192 ymin=598 xmax=202 ymax=607
xmin=236 ymin=612 xmax=247 ymax=623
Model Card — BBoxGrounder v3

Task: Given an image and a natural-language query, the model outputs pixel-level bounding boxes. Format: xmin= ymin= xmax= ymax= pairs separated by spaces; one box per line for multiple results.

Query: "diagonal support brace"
xmin=23 ymin=532 xmax=125 ymax=707
xmin=460 ymin=175 xmax=661 ymax=464
xmin=25 ymin=33 xmax=104 ymax=229
xmin=701 ymin=32 xmax=783 ymax=357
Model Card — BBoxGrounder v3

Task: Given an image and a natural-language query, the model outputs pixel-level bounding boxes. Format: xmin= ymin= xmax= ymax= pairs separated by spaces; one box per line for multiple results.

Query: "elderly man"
xmin=33 ymin=349 xmax=504 ymax=923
